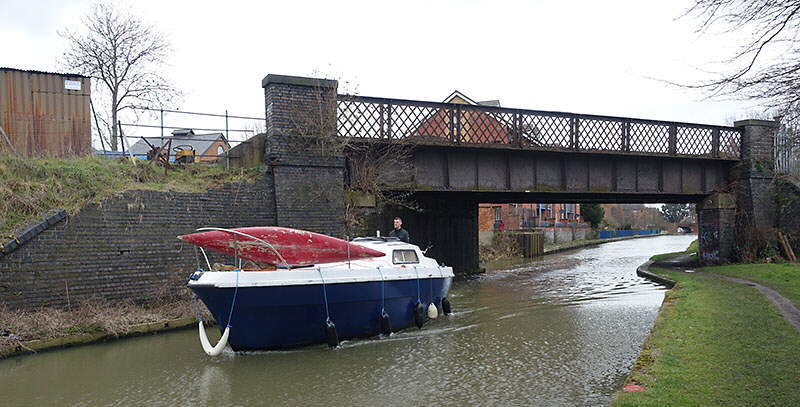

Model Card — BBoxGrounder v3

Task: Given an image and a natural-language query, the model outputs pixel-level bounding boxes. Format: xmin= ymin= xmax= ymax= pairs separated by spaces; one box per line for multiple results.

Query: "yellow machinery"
xmin=173 ymin=144 xmax=196 ymax=164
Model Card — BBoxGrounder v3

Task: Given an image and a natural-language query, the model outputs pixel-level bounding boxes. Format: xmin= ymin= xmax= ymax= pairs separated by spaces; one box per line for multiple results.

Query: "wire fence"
xmin=99 ymin=107 xmax=265 ymax=169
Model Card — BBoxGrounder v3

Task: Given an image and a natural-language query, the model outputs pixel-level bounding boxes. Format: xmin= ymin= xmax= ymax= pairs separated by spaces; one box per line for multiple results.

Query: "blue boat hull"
xmin=190 ymin=277 xmax=452 ymax=350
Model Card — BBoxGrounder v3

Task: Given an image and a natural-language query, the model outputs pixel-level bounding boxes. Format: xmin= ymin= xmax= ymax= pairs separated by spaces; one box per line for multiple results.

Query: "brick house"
xmin=479 ymin=203 xmax=585 ymax=231
xmin=411 ymin=91 xmax=510 ymax=143
xmin=127 ymin=128 xmax=230 ymax=163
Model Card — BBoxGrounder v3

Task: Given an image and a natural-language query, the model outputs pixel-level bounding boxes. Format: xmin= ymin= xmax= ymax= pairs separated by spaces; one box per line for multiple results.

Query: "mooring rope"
xmin=429 ymin=269 xmax=434 ymax=299
xmin=377 ymin=266 xmax=386 ymax=313
xmin=192 ymin=295 xmax=205 ymax=322
xmin=414 ymin=266 xmax=421 ymax=302
xmin=226 ymin=269 xmax=240 ymax=328
xmin=317 ymin=267 xmax=331 ymax=322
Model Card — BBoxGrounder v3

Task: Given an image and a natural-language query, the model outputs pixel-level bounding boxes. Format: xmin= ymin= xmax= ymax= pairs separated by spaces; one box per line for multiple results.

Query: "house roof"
xmin=443 ymin=90 xmax=479 ymax=105
xmin=127 ymin=132 xmax=227 ymax=156
xmin=477 ymin=100 xmax=501 ymax=107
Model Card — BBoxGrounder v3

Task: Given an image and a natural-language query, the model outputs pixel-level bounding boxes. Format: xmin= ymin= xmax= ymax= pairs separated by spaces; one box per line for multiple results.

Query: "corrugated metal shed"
xmin=0 ymin=67 xmax=91 ymax=156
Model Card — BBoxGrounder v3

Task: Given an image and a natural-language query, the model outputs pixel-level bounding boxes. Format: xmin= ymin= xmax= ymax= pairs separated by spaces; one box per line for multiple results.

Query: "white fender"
xmin=427 ymin=303 xmax=439 ymax=319
xmin=198 ymin=321 xmax=229 ymax=356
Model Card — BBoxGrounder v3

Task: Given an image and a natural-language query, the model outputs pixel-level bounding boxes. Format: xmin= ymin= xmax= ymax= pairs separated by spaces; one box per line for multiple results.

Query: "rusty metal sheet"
xmin=0 ymin=68 xmax=91 ymax=156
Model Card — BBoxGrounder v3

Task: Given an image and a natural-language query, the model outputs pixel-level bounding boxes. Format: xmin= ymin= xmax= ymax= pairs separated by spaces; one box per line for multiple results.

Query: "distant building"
xmin=411 ymin=91 xmax=511 ymax=143
xmin=601 ymin=204 xmax=672 ymax=229
xmin=0 ymin=67 xmax=91 ymax=156
xmin=127 ymin=129 xmax=230 ymax=163
xmin=479 ymin=203 xmax=585 ymax=231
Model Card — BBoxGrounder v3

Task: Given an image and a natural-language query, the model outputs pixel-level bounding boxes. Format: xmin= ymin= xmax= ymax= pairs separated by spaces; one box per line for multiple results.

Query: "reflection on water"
xmin=0 ymin=235 xmax=695 ymax=406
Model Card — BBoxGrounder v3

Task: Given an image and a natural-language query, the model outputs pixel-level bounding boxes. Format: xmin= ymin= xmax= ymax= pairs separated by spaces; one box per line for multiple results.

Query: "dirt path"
xmin=698 ymin=272 xmax=800 ymax=331
xmin=648 ymin=256 xmax=800 ymax=332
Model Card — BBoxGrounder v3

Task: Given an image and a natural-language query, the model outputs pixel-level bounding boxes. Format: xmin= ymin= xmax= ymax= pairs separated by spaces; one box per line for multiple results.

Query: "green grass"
xmin=613 ymin=265 xmax=800 ymax=407
xmin=0 ymin=154 xmax=261 ymax=238
xmin=712 ymin=263 xmax=800 ymax=306
xmin=649 ymin=238 xmax=698 ymax=262
xmin=649 ymin=251 xmax=687 ymax=262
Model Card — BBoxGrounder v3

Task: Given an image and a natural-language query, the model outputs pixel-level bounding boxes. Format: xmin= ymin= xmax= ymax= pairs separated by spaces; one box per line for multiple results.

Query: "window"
xmin=392 ymin=250 xmax=419 ymax=264
xmin=217 ymin=145 xmax=225 ymax=155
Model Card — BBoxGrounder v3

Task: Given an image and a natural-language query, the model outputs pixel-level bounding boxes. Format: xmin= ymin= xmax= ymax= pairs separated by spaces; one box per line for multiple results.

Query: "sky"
xmin=1 ymin=0 xmax=767 ymax=146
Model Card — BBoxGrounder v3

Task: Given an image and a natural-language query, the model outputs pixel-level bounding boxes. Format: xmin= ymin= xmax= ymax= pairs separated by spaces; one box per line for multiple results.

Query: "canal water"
xmin=0 ymin=235 xmax=694 ymax=407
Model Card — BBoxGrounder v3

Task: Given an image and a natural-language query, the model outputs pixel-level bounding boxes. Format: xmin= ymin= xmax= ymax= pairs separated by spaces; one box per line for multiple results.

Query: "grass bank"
xmin=0 ymin=154 xmax=261 ymax=239
xmin=711 ymin=263 xmax=800 ymax=306
xmin=649 ymin=239 xmax=698 ymax=262
xmin=615 ymin=252 xmax=800 ymax=406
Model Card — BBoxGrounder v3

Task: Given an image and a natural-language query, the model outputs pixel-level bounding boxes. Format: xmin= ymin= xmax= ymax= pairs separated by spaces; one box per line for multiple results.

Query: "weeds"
xmin=0 ymin=154 xmax=261 ymax=239
xmin=0 ymin=291 xmax=210 ymax=351
xmin=479 ymin=232 xmax=521 ymax=262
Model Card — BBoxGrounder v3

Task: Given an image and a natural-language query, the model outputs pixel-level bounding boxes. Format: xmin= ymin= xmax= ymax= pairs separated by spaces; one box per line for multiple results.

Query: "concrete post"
xmin=262 ymin=74 xmax=345 ymax=237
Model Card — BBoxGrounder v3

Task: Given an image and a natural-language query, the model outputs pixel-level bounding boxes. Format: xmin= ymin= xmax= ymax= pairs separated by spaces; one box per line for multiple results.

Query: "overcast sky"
xmin=2 ymin=0 xmax=766 ymax=143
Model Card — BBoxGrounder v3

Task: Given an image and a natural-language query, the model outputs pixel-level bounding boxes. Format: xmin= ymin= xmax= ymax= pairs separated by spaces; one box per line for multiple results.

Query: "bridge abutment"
xmin=734 ymin=119 xmax=781 ymax=230
xmin=697 ymin=119 xmax=780 ymax=265
xmin=698 ymin=193 xmax=736 ymax=264
xmin=262 ymin=74 xmax=346 ymax=237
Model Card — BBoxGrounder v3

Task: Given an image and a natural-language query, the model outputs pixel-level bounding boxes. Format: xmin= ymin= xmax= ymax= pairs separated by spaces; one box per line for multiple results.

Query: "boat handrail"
xmin=196 ymin=227 xmax=290 ymax=267
xmin=351 ymin=236 xmax=401 ymax=242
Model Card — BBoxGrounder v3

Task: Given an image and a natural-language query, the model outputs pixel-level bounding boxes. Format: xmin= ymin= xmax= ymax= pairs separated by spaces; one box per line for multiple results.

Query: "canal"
xmin=0 ymin=234 xmax=694 ymax=406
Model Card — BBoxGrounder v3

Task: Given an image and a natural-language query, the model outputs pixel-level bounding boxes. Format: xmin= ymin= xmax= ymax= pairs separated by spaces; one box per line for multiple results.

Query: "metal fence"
xmin=337 ymin=95 xmax=742 ymax=159
xmin=107 ymin=107 xmax=265 ymax=168
xmin=775 ymin=124 xmax=800 ymax=177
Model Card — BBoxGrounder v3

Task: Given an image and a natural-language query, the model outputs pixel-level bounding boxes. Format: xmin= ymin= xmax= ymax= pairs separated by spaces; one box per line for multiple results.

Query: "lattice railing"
xmin=337 ymin=95 xmax=742 ymax=159
xmin=775 ymin=125 xmax=800 ymax=177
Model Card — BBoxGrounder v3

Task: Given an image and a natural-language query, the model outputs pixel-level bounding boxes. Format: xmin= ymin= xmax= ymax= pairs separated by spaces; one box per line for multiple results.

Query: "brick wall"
xmin=777 ymin=178 xmax=800 ymax=252
xmin=0 ymin=177 xmax=275 ymax=310
xmin=263 ymin=74 xmax=346 ymax=238
xmin=262 ymin=74 xmax=337 ymax=138
xmin=735 ymin=119 xmax=780 ymax=229
xmin=697 ymin=193 xmax=736 ymax=264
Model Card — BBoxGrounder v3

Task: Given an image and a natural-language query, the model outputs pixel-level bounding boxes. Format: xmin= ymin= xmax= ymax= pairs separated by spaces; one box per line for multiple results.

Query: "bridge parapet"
xmin=337 ymin=95 xmax=741 ymax=160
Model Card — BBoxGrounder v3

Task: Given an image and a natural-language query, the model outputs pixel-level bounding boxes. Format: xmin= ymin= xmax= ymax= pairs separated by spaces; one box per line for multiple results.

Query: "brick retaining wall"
xmin=0 ymin=177 xmax=276 ymax=310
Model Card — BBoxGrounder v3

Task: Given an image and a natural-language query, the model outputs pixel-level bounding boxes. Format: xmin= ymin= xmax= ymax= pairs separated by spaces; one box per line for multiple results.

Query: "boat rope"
xmin=377 ymin=266 xmax=386 ymax=313
xmin=414 ymin=266 xmax=421 ymax=302
xmin=317 ymin=267 xmax=331 ymax=322
xmin=429 ymin=269 xmax=434 ymax=299
xmin=192 ymin=294 xmax=205 ymax=322
xmin=226 ymin=269 xmax=240 ymax=329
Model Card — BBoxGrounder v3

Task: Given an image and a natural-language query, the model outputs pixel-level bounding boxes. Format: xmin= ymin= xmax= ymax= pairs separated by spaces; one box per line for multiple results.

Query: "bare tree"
xmin=60 ymin=2 xmax=179 ymax=151
xmin=683 ymin=1 xmax=800 ymax=116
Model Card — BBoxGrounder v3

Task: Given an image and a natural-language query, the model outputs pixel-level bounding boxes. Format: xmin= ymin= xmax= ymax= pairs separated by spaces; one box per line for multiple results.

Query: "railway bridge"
xmin=261 ymin=74 xmax=778 ymax=273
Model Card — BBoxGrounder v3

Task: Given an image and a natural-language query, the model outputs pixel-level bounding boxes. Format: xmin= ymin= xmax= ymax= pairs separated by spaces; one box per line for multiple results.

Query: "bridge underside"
xmin=369 ymin=147 xmax=735 ymax=274
xmin=411 ymin=147 xmax=733 ymax=202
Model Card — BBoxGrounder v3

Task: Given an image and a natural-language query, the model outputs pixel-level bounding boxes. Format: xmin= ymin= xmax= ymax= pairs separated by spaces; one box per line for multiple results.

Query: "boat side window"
xmin=392 ymin=249 xmax=419 ymax=264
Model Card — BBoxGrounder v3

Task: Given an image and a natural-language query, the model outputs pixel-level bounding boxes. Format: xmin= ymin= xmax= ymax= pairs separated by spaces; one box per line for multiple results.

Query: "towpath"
xmin=648 ymin=256 xmax=800 ymax=332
